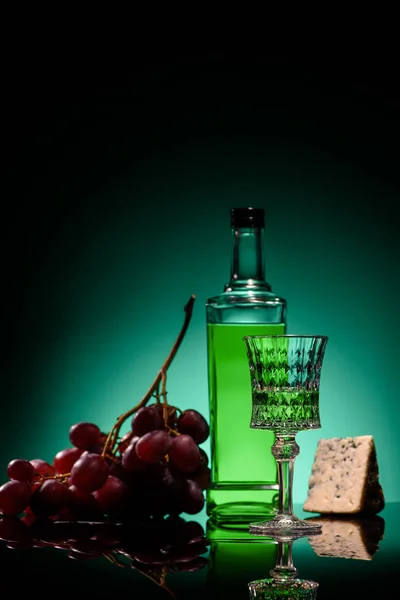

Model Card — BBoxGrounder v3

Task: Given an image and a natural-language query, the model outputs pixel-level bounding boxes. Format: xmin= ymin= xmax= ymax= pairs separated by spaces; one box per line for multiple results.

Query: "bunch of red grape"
xmin=0 ymin=513 xmax=208 ymax=577
xmin=0 ymin=404 xmax=210 ymax=522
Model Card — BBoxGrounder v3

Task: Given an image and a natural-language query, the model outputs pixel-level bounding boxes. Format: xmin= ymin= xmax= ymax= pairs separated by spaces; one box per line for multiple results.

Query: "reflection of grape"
xmin=172 ymin=556 xmax=208 ymax=572
xmin=0 ymin=515 xmax=32 ymax=546
xmin=174 ymin=518 xmax=204 ymax=544
xmin=69 ymin=537 xmax=109 ymax=558
xmin=0 ymin=514 xmax=210 ymax=592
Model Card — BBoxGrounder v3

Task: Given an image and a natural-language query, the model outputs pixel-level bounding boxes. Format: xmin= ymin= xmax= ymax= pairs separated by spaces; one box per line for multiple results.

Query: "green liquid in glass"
xmin=251 ymin=389 xmax=321 ymax=432
xmin=206 ymin=322 xmax=285 ymax=523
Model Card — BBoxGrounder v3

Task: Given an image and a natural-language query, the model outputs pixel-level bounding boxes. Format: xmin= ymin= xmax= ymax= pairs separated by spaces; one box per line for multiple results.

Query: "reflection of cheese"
xmin=303 ymin=435 xmax=385 ymax=515
xmin=306 ymin=515 xmax=385 ymax=560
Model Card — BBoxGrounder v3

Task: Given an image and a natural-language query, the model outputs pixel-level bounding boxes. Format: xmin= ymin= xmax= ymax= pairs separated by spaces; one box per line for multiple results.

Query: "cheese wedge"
xmin=303 ymin=435 xmax=385 ymax=515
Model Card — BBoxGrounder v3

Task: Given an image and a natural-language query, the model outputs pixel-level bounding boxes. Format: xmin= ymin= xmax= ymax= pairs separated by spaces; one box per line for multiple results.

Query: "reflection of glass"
xmin=243 ymin=335 xmax=328 ymax=535
xmin=248 ymin=531 xmax=319 ymax=599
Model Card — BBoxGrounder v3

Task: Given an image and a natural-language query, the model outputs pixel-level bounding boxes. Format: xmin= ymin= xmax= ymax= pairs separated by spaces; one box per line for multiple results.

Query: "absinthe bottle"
xmin=206 ymin=207 xmax=287 ymax=524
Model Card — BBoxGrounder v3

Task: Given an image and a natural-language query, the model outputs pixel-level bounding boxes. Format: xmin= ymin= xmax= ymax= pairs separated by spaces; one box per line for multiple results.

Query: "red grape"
xmin=69 ymin=452 xmax=110 ymax=492
xmin=92 ymin=475 xmax=128 ymax=513
xmin=20 ymin=513 xmax=38 ymax=527
xmin=176 ymin=409 xmax=209 ymax=444
xmin=29 ymin=479 xmax=71 ymax=517
xmin=53 ymin=447 xmax=84 ymax=474
xmin=109 ymin=459 xmax=129 ymax=481
xmin=0 ymin=480 xmax=32 ymax=515
xmin=158 ymin=465 xmax=185 ymax=495
xmin=0 ymin=403 xmax=211 ymax=523
xmin=199 ymin=447 xmax=209 ymax=468
xmin=189 ymin=465 xmax=211 ymax=491
xmin=30 ymin=459 xmax=55 ymax=478
xmin=133 ymin=465 xmax=182 ymax=518
xmin=118 ymin=432 xmax=132 ymax=455
xmin=7 ymin=459 xmax=35 ymax=483
xmin=67 ymin=484 xmax=102 ymax=519
xmin=69 ymin=422 xmax=102 ymax=450
xmin=180 ymin=479 xmax=205 ymax=514
xmin=121 ymin=440 xmax=147 ymax=472
xmin=87 ymin=432 xmax=107 ymax=455
xmin=135 ymin=430 xmax=172 ymax=464
xmin=131 ymin=405 xmax=163 ymax=437
xmin=169 ymin=434 xmax=201 ymax=473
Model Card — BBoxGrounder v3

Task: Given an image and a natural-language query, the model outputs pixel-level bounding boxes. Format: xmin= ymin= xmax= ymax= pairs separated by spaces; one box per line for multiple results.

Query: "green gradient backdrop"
xmin=3 ymin=57 xmax=399 ymax=504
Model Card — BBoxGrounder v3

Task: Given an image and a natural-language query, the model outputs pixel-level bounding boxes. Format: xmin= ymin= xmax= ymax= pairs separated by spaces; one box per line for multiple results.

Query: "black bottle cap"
xmin=231 ymin=207 xmax=265 ymax=228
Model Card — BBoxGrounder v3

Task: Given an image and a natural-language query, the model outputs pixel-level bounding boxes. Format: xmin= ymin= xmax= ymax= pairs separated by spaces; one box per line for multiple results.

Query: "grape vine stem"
xmin=102 ymin=294 xmax=196 ymax=458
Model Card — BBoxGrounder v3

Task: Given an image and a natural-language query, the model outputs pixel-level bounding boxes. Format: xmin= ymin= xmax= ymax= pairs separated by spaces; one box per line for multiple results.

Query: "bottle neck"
xmin=225 ymin=226 xmax=271 ymax=292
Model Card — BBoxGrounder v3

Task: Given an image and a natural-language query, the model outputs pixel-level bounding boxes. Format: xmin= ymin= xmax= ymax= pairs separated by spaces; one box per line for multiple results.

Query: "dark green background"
xmin=3 ymin=51 xmax=399 ymax=503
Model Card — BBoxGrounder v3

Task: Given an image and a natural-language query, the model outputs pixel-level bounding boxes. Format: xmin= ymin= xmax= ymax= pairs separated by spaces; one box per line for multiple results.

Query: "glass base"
xmin=249 ymin=578 xmax=319 ymax=599
xmin=249 ymin=514 xmax=322 ymax=536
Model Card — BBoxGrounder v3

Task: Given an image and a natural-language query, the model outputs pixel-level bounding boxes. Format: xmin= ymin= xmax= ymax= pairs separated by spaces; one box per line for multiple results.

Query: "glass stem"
xmin=272 ymin=434 xmax=300 ymax=519
xmin=270 ymin=540 xmax=297 ymax=581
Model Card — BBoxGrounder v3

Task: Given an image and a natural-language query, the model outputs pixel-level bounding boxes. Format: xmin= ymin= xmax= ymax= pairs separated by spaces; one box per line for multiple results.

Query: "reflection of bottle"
xmin=206 ymin=208 xmax=286 ymax=524
xmin=206 ymin=519 xmax=277 ymax=599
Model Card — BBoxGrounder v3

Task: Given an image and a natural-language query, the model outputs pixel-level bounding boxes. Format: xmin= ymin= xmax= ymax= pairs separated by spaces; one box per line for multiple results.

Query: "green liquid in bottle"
xmin=206 ymin=322 xmax=284 ymax=524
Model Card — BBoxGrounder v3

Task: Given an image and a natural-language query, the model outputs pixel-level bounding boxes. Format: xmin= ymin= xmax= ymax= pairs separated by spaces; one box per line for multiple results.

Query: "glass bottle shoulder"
xmin=206 ymin=285 xmax=286 ymax=325
xmin=206 ymin=282 xmax=286 ymax=307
